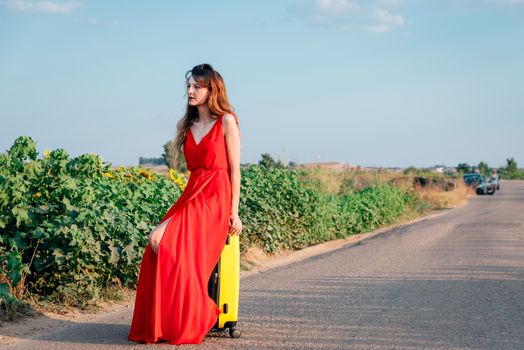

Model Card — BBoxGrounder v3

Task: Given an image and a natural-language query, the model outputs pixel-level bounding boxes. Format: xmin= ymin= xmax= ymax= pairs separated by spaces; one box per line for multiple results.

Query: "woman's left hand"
xmin=229 ymin=213 xmax=242 ymax=236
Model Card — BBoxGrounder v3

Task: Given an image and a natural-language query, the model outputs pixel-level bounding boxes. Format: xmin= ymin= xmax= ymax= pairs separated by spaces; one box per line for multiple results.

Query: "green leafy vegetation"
xmin=498 ymin=158 xmax=524 ymax=179
xmin=1 ymin=137 xmax=427 ymax=320
xmin=456 ymin=158 xmax=524 ymax=179
xmin=239 ymin=164 xmax=427 ymax=254
xmin=1 ymin=136 xmax=184 ymax=314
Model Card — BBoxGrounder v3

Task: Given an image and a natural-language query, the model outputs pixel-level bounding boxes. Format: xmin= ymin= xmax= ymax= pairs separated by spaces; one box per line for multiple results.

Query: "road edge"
xmin=239 ymin=206 xmax=461 ymax=279
xmin=0 ymin=203 xmax=466 ymax=347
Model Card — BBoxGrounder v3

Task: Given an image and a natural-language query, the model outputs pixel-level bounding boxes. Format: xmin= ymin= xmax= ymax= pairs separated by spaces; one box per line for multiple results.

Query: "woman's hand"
xmin=229 ymin=213 xmax=242 ymax=236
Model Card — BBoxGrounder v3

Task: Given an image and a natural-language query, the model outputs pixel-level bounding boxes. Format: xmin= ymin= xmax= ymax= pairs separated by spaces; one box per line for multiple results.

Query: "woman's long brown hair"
xmin=174 ymin=63 xmax=238 ymax=155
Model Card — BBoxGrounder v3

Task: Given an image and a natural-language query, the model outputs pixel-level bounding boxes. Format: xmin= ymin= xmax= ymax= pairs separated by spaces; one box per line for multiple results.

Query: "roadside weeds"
xmin=0 ymin=197 xmax=469 ymax=347
xmin=2 ymin=176 xmax=475 ymax=347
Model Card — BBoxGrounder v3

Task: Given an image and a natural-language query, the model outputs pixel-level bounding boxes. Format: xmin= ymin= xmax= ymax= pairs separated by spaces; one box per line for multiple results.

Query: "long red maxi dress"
xmin=128 ymin=113 xmax=238 ymax=345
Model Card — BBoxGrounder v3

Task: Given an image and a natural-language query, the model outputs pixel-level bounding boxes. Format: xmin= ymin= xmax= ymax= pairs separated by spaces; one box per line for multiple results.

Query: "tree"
xmin=403 ymin=166 xmax=418 ymax=175
xmin=478 ymin=161 xmax=490 ymax=177
xmin=506 ymin=157 xmax=518 ymax=175
xmin=259 ymin=153 xmax=284 ymax=169
xmin=163 ymin=139 xmax=186 ymax=172
xmin=456 ymin=163 xmax=471 ymax=173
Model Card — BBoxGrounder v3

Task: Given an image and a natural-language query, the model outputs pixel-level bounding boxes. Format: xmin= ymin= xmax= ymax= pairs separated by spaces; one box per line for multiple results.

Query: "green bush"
xmin=1 ymin=136 xmax=427 ymax=310
xmin=238 ymin=165 xmax=426 ymax=253
xmin=1 ymin=136 xmax=182 ymax=307
xmin=239 ymin=165 xmax=336 ymax=252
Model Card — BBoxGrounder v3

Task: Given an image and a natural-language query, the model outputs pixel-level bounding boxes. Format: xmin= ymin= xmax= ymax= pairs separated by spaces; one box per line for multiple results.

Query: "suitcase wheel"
xmin=229 ymin=327 xmax=241 ymax=338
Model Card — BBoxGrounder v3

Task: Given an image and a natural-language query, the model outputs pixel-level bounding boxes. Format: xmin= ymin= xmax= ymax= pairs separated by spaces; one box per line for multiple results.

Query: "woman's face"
xmin=186 ymin=76 xmax=210 ymax=106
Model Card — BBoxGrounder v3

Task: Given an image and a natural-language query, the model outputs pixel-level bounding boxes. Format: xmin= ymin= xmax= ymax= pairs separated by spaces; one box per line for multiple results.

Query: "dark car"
xmin=463 ymin=173 xmax=493 ymax=195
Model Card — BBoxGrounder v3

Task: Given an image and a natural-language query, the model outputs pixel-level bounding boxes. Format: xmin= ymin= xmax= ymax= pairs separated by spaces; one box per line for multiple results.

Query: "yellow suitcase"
xmin=208 ymin=234 xmax=241 ymax=338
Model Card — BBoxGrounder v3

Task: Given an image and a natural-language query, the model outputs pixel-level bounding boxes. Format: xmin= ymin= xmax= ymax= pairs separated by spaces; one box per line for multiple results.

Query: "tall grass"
xmin=417 ymin=180 xmax=472 ymax=210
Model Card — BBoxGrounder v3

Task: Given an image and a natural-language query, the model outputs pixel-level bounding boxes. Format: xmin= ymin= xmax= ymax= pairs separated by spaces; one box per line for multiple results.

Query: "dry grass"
xmin=296 ymin=165 xmax=471 ymax=211
xmin=296 ymin=166 xmax=345 ymax=194
xmin=0 ymin=299 xmax=35 ymax=325
xmin=296 ymin=165 xmax=400 ymax=194
xmin=415 ymin=180 xmax=473 ymax=210
xmin=341 ymin=169 xmax=400 ymax=192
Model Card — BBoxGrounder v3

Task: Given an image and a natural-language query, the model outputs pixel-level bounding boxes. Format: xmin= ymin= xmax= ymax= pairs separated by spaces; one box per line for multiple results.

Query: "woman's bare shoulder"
xmin=222 ymin=113 xmax=236 ymax=122
xmin=221 ymin=113 xmax=237 ymax=128
xmin=221 ymin=114 xmax=238 ymax=138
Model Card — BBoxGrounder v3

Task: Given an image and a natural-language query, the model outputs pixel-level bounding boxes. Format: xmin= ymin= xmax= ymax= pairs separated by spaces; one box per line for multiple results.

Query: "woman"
xmin=128 ymin=63 xmax=242 ymax=345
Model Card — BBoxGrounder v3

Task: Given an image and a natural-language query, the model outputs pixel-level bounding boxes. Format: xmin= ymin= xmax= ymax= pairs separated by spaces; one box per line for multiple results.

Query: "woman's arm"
xmin=222 ymin=114 xmax=242 ymax=235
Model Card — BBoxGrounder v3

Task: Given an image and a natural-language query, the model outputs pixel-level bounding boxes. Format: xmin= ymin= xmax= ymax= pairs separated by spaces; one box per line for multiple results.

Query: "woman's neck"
xmin=196 ymin=105 xmax=215 ymax=123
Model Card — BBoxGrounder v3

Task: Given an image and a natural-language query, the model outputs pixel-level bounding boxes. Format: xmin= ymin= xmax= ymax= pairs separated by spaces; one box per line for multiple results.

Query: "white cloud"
xmin=287 ymin=0 xmax=361 ymax=29
xmin=288 ymin=0 xmax=405 ymax=33
xmin=374 ymin=7 xmax=404 ymax=25
xmin=316 ymin=0 xmax=360 ymax=13
xmin=0 ymin=0 xmax=80 ymax=13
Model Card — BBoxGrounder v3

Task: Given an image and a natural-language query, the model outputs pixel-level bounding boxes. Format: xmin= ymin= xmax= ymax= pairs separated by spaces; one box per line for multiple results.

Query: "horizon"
xmin=1 ymin=0 xmax=523 ymax=168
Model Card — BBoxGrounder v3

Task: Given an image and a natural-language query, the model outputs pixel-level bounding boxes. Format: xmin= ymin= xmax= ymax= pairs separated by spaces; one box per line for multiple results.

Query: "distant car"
xmin=485 ymin=177 xmax=497 ymax=195
xmin=463 ymin=173 xmax=482 ymax=187
xmin=463 ymin=173 xmax=494 ymax=195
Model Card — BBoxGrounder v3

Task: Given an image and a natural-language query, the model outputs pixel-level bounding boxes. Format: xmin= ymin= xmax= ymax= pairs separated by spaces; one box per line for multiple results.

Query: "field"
xmin=0 ymin=136 xmax=468 ymax=322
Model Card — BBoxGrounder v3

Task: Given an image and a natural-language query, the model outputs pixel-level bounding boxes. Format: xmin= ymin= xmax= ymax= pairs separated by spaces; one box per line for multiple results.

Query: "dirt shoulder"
xmin=0 ymin=207 xmax=459 ymax=347
xmin=0 ymin=292 xmax=134 ymax=347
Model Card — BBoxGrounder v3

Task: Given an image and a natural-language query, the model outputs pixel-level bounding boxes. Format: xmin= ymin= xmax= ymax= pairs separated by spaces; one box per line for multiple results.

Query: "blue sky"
xmin=1 ymin=0 xmax=523 ymax=168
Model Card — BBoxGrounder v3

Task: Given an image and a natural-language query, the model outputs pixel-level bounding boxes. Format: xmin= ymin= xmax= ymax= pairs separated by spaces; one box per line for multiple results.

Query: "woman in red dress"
xmin=128 ymin=63 xmax=242 ymax=345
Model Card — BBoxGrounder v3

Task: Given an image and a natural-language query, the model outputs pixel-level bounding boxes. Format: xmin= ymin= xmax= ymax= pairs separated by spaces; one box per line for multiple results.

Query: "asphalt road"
xmin=3 ymin=181 xmax=524 ymax=350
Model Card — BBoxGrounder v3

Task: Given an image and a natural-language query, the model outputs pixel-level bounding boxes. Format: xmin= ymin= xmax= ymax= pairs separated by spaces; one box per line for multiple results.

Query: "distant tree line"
xmin=138 ymin=157 xmax=165 ymax=166
xmin=146 ymin=139 xmax=524 ymax=181
xmin=457 ymin=157 xmax=524 ymax=179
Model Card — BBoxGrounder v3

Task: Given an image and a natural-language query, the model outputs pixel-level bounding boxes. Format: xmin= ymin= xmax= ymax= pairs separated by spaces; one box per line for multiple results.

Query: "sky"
xmin=1 ymin=0 xmax=523 ymax=168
